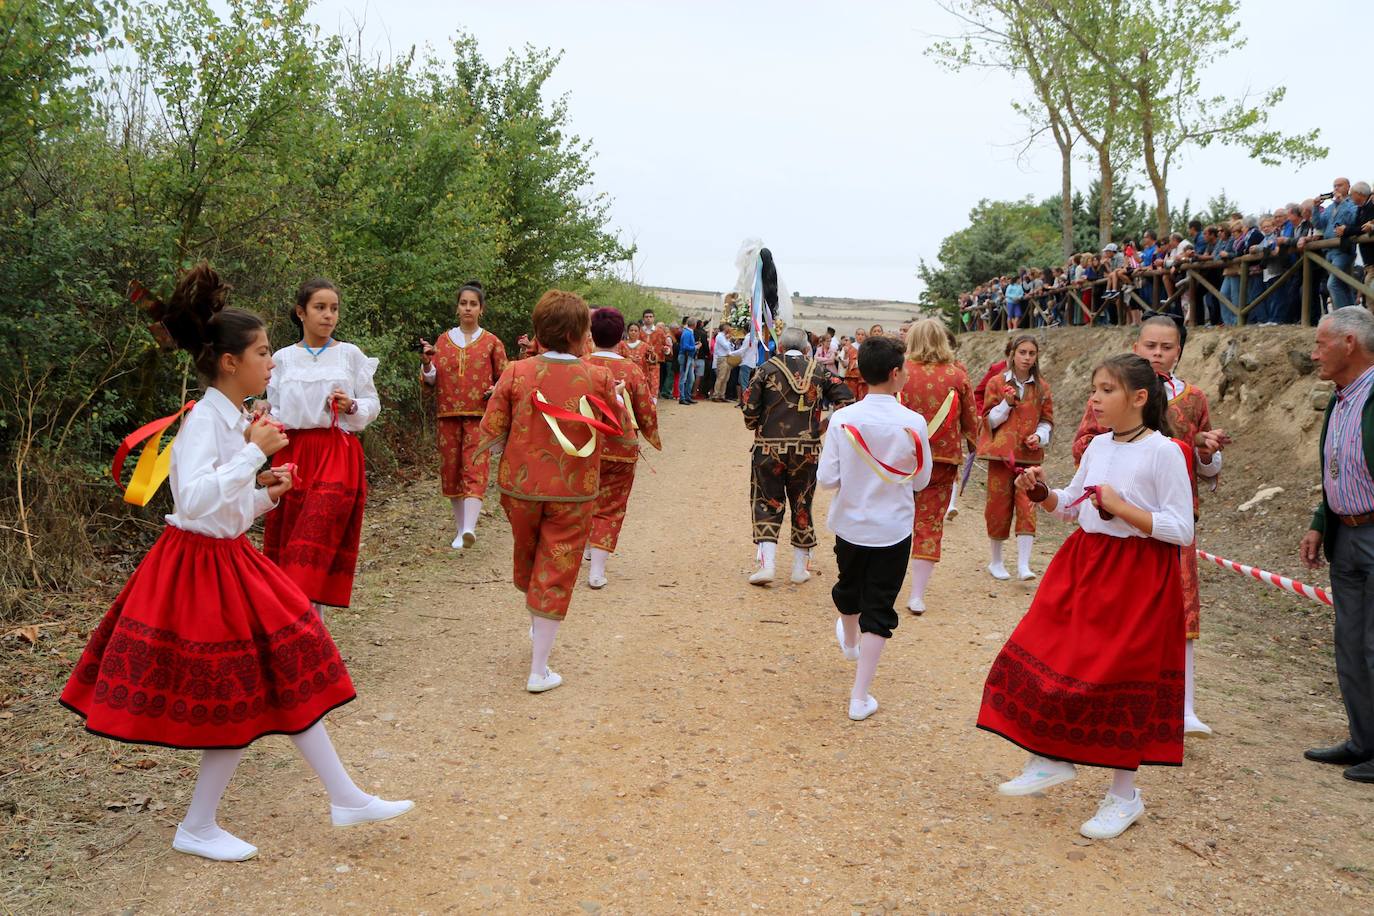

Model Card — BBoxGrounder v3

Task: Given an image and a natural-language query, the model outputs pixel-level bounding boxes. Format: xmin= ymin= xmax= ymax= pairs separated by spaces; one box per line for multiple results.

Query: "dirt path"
xmin=95 ymin=399 xmax=1373 ymax=913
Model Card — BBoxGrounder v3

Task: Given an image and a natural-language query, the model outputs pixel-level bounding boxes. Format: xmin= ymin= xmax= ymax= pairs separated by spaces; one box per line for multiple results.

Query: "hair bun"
xmin=161 ymin=262 xmax=232 ymax=354
xmin=464 ymin=280 xmax=483 ymax=291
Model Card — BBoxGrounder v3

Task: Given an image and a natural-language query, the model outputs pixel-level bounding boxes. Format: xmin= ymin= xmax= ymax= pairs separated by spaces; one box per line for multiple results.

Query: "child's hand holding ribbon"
xmin=265 ymin=464 xmax=294 ymax=501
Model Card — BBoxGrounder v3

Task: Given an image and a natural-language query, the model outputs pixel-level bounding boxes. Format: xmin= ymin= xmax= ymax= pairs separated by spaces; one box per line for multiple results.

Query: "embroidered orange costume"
xmin=1072 ymin=378 xmax=1214 ymax=638
xmin=843 ymin=340 xmax=867 ymax=401
xmin=623 ymin=339 xmax=652 ymax=380
xmin=426 ymin=329 xmax=508 ymax=499
xmin=900 ymin=361 xmax=978 ymax=561
xmin=584 ymin=353 xmax=662 ymax=552
xmin=646 ymin=325 xmax=669 ymax=388
xmin=477 ymin=355 xmax=621 ymax=619
xmin=977 ymin=372 xmax=1053 ymax=540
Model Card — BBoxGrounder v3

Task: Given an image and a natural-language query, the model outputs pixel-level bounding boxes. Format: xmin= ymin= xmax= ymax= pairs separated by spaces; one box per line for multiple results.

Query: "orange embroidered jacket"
xmin=585 ymin=352 xmax=662 ymax=463
xmin=477 ymin=355 xmax=620 ymax=502
xmin=428 ymin=329 xmax=508 ymax=417
xmin=899 ymin=361 xmax=978 ymax=465
xmin=623 ymin=339 xmax=652 ymax=377
xmin=976 ymin=373 xmax=1053 ymax=466
xmin=1071 ymin=380 xmax=1211 ymax=466
xmin=646 ymin=327 xmax=669 ymax=365
xmin=842 ymin=342 xmax=861 ymax=382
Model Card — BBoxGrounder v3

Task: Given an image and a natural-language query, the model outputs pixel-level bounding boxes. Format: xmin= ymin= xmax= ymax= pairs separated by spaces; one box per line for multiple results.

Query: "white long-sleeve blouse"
xmin=1050 ymin=430 xmax=1195 ymax=546
xmin=266 ymin=341 xmax=380 ymax=433
xmin=164 ymin=386 xmax=276 ymax=539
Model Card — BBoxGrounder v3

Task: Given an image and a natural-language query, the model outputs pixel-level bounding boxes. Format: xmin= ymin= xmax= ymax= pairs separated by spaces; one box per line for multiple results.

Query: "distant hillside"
xmin=646 ymin=286 xmax=930 ymax=335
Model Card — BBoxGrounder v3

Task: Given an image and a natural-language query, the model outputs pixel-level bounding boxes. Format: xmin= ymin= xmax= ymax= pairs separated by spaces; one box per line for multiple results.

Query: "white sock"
xmin=589 ymin=547 xmax=609 ymax=581
xmin=311 ymin=601 xmax=327 ymax=626
xmin=946 ymin=487 xmax=958 ymax=514
xmin=462 ymin=497 xmax=482 ymax=535
xmin=1185 ymin=639 xmax=1198 ymax=719
xmin=908 ymin=559 xmax=935 ymax=604
xmin=181 ymin=748 xmax=245 ymax=837
xmin=851 ymin=632 xmax=886 ymax=703
xmin=1016 ymin=535 xmax=1034 ymax=573
xmin=290 ymin=721 xmax=371 ymax=809
xmin=757 ymin=541 xmax=777 ymax=569
xmin=449 ymin=498 xmax=463 ymax=536
xmin=1109 ymin=768 xmax=1137 ymax=801
xmin=792 ymin=547 xmax=811 ymax=579
xmin=840 ymin=614 xmax=860 ymax=650
xmin=530 ymin=615 xmax=561 ymax=678
xmin=989 ymin=539 xmax=1006 ymax=567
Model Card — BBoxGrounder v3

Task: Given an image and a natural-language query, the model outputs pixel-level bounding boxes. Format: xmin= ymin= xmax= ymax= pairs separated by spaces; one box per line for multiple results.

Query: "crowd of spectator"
xmin=960 ymin=176 xmax=1374 ymax=331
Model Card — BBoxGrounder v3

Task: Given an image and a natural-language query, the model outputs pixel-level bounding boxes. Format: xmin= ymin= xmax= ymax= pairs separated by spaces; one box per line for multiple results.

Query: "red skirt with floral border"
xmin=977 ymin=529 xmax=1185 ymax=770
xmin=60 ymin=525 xmax=355 ymax=750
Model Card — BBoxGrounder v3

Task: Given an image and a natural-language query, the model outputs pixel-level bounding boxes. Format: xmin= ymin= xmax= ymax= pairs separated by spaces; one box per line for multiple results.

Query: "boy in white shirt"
xmin=817 ymin=336 xmax=933 ymax=721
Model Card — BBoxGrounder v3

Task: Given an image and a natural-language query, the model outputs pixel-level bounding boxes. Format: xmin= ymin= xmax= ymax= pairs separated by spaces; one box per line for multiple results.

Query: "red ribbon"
xmin=842 ymin=424 xmax=924 ymax=476
xmin=531 ymin=393 xmax=624 ymax=437
xmin=110 ymin=402 xmax=195 ymax=489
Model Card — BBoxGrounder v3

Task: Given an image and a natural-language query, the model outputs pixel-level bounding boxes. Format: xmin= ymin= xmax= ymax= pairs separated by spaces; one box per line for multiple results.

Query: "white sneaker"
xmin=1017 ymin=567 xmax=1037 ymax=581
xmin=1184 ymin=714 xmax=1214 ymax=738
xmin=907 ymin=594 xmax=925 ymax=615
xmin=450 ymin=533 xmax=465 ymax=550
xmin=462 ymin=530 xmax=476 ymax=549
xmin=172 ymin=825 xmax=258 ymax=862
xmin=331 ymin=796 xmax=415 ymax=828
xmin=748 ymin=564 xmax=775 ymax=586
xmin=588 ymin=573 xmax=607 ymax=590
xmin=791 ymin=567 xmax=811 ymax=585
xmin=835 ymin=618 xmax=859 ymax=662
xmin=1079 ymin=790 xmax=1145 ymax=840
xmin=526 ymin=669 xmax=563 ymax=693
xmin=987 ymin=562 xmax=1011 ymax=581
xmin=997 ymin=756 xmax=1077 ymax=796
xmin=848 ymin=694 xmax=878 ymax=721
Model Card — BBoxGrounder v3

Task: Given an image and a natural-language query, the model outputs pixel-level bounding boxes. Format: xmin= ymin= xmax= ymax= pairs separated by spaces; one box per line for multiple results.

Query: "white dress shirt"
xmin=1051 ymin=431 xmax=1194 ymax=546
xmin=987 ymin=370 xmax=1053 ymax=446
xmin=267 ymin=342 xmax=379 ymax=433
xmin=818 ymin=393 xmax=933 ymax=547
xmin=165 ymin=386 xmax=276 ymax=539
xmin=713 ymin=331 xmax=736 ymax=366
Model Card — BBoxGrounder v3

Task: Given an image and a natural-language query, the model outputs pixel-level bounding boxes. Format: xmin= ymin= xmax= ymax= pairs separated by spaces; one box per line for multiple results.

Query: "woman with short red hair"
xmin=477 ymin=290 xmax=626 ymax=693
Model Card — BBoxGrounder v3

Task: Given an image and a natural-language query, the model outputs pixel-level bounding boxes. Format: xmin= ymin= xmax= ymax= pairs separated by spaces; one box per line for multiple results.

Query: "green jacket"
xmin=1312 ymin=386 xmax=1374 ymax=559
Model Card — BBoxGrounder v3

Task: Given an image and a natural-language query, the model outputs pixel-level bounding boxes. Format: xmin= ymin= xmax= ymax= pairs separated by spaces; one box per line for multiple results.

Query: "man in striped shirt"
xmin=1303 ymin=306 xmax=1374 ymax=783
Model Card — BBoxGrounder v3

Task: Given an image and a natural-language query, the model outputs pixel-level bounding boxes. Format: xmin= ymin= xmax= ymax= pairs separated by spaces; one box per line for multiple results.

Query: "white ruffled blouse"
xmin=266 ymin=341 xmax=380 ymax=433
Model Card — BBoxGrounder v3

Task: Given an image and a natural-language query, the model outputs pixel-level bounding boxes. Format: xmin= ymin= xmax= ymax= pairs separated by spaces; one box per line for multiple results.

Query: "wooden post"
xmin=1302 ymin=253 xmax=1313 ymax=326
xmin=1236 ymin=267 xmax=1248 ymax=327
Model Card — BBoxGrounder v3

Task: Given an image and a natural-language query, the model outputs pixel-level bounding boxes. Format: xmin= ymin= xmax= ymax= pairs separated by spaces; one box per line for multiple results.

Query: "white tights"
xmin=530 ymin=615 xmax=561 ymax=678
xmin=180 ymin=722 xmax=369 ymax=837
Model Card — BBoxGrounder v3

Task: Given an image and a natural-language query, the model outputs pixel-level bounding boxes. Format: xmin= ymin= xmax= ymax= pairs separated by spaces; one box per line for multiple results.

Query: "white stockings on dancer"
xmin=449 ymin=498 xmax=464 ymax=547
xmin=292 ymin=722 xmax=413 ymax=826
xmin=177 ymin=748 xmax=253 ymax=859
xmin=530 ymin=615 xmax=561 ymax=679
xmin=1110 ymin=768 xmax=1137 ymax=800
xmin=1016 ymin=534 xmax=1036 ymax=580
xmin=907 ymin=559 xmax=935 ymax=613
xmin=588 ymin=547 xmax=610 ymax=588
xmin=1184 ymin=640 xmax=1212 ymax=735
xmin=987 ymin=539 xmax=1011 ymax=580
xmin=791 ymin=547 xmax=811 ymax=584
xmin=462 ymin=497 xmax=482 ymax=538
xmin=848 ymin=632 xmax=886 ymax=720
xmin=311 ymin=601 xmax=327 ymax=626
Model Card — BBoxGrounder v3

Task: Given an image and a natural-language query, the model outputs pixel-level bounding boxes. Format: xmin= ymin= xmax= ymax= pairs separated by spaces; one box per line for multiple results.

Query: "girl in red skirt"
xmin=977 ymin=354 xmax=1194 ymax=840
xmin=61 ymin=265 xmax=411 ymax=863
xmin=261 ymin=279 xmax=379 ymax=617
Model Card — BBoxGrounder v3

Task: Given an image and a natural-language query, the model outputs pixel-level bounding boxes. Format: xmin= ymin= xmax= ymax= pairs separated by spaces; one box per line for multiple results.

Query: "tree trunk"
xmin=1097 ymin=143 xmax=1114 ymax=246
xmin=1136 ymin=53 xmax=1169 ymax=237
xmin=1052 ymin=119 xmax=1074 ymax=261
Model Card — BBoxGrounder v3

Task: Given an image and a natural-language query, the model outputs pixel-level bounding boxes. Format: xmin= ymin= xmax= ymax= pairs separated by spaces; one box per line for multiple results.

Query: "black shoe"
xmin=1304 ymin=742 xmax=1372 ymax=766
xmin=1344 ymin=760 xmax=1374 ymax=783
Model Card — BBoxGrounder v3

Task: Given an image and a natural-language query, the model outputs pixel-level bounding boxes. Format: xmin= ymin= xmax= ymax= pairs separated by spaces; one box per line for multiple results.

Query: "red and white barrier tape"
xmin=1195 ymin=549 xmax=1332 ymax=607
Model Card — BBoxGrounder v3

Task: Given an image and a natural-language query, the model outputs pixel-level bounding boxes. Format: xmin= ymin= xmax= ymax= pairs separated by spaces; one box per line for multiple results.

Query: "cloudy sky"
xmin=306 ymin=0 xmax=1364 ymax=301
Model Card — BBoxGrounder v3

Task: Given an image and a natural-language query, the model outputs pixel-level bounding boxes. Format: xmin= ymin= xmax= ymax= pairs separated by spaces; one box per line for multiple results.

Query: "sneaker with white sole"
xmin=946 ymin=507 xmax=959 ymax=521
xmin=835 ymin=618 xmax=859 ymax=662
xmin=848 ymin=694 xmax=878 ymax=721
xmin=172 ymin=825 xmax=258 ymax=862
xmin=987 ymin=562 xmax=1011 ymax=581
xmin=997 ymin=756 xmax=1077 ymax=796
xmin=1079 ymin=789 xmax=1145 ymax=840
xmin=748 ymin=564 xmax=775 ymax=586
xmin=462 ymin=530 xmax=476 ymax=549
xmin=1017 ymin=567 xmax=1037 ymax=581
xmin=331 ymin=796 xmax=415 ymax=828
xmin=588 ymin=573 xmax=607 ymax=589
xmin=526 ymin=669 xmax=563 ymax=693
xmin=907 ymin=594 xmax=925 ymax=615
xmin=450 ymin=533 xmax=465 ymax=550
xmin=1184 ymin=714 xmax=1213 ymax=737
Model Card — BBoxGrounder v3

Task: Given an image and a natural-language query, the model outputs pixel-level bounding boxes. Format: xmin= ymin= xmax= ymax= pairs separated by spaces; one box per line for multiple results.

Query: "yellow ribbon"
xmin=842 ymin=426 xmax=924 ymax=486
xmin=535 ymin=391 xmax=599 ymax=457
xmin=124 ymin=431 xmax=178 ymax=506
xmin=927 ymin=389 xmax=956 ymax=434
